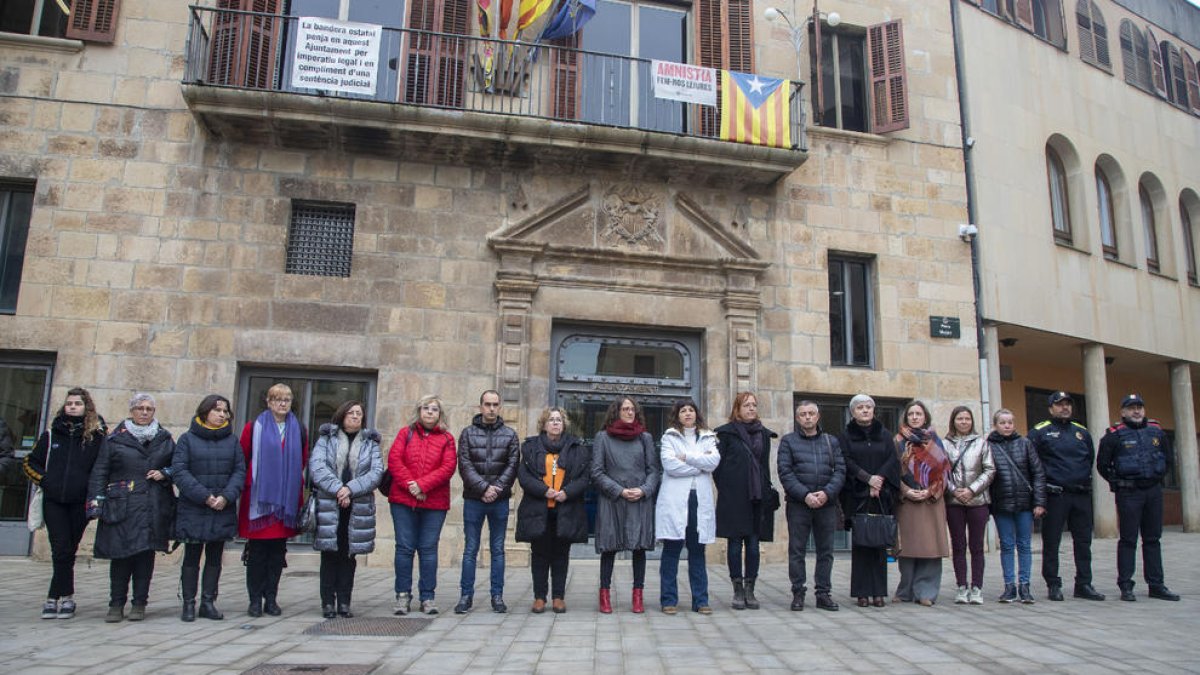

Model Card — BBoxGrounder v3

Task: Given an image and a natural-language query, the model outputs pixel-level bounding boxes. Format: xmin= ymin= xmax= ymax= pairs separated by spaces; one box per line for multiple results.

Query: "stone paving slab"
xmin=0 ymin=529 xmax=1198 ymax=673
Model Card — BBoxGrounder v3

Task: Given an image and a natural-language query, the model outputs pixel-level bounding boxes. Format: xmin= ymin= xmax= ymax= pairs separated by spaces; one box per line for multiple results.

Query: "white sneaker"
xmin=420 ymin=599 xmax=439 ymax=615
xmin=969 ymin=587 xmax=984 ymax=605
xmin=393 ymin=592 xmax=411 ymax=616
xmin=954 ymin=586 xmax=969 ymax=604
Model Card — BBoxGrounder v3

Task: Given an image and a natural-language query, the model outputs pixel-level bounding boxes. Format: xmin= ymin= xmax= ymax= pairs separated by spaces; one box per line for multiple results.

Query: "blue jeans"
xmin=391 ymin=504 xmax=447 ymax=601
xmin=993 ymin=510 xmax=1033 ymax=585
xmin=459 ymin=498 xmax=509 ymax=597
xmin=660 ymin=491 xmax=709 ymax=610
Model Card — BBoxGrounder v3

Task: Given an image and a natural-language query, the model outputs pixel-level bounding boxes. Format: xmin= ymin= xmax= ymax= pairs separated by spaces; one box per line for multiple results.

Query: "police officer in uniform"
xmin=1097 ymin=394 xmax=1179 ymax=602
xmin=1028 ymin=391 xmax=1104 ymax=601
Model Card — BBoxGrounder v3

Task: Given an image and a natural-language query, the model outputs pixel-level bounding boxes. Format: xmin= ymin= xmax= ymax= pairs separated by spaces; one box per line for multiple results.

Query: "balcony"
xmin=181 ymin=6 xmax=807 ymax=189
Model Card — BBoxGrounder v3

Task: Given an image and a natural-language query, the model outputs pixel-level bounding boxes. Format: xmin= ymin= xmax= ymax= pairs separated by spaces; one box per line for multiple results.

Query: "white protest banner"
xmin=651 ymin=60 xmax=716 ymax=106
xmin=291 ymin=17 xmax=382 ymax=96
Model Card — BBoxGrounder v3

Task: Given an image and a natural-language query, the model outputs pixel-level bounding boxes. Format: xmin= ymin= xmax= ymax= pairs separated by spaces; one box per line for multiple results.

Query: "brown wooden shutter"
xmin=726 ymin=0 xmax=753 ymax=72
xmin=208 ymin=0 xmax=282 ymax=88
xmin=1183 ymin=49 xmax=1200 ymax=115
xmin=1165 ymin=43 xmax=1187 ymax=107
xmin=550 ymin=35 xmax=579 ymax=120
xmin=1076 ymin=1 xmax=1095 ymax=65
xmin=867 ymin=19 xmax=909 ymax=134
xmin=1146 ymin=26 xmax=1168 ymax=98
xmin=1013 ymin=0 xmax=1035 ymax=31
xmin=404 ymin=0 xmax=469 ymax=106
xmin=694 ymin=0 xmax=752 ymax=138
xmin=66 ymin=0 xmax=121 ymax=43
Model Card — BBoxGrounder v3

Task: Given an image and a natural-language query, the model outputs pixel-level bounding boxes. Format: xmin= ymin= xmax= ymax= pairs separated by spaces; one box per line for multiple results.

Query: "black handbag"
xmin=851 ymin=498 xmax=896 ymax=549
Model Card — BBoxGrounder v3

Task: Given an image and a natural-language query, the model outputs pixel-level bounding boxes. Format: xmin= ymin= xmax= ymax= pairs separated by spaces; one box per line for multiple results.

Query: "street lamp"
xmin=764 ymin=1 xmax=840 ymax=126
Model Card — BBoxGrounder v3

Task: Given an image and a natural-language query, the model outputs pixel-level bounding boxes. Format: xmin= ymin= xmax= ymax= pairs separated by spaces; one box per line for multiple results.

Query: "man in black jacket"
xmin=1098 ymin=394 xmax=1179 ymax=602
xmin=1029 ymin=391 xmax=1104 ymax=602
xmin=777 ymin=401 xmax=845 ymax=612
xmin=454 ymin=390 xmax=519 ymax=614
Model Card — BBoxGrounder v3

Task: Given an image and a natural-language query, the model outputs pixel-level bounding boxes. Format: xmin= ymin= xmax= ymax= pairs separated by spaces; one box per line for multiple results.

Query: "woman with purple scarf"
xmin=238 ymin=383 xmax=308 ymax=617
xmin=893 ymin=400 xmax=951 ymax=606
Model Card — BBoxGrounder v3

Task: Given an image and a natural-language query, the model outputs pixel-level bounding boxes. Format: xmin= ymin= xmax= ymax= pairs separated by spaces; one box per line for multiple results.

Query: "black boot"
xmin=245 ymin=553 xmax=265 ymax=617
xmin=198 ymin=564 xmax=224 ymax=620
xmin=263 ymin=552 xmax=284 ymax=616
xmin=180 ymin=565 xmax=199 ymax=622
xmin=743 ymin=578 xmax=760 ymax=610
xmin=731 ymin=578 xmax=746 ymax=610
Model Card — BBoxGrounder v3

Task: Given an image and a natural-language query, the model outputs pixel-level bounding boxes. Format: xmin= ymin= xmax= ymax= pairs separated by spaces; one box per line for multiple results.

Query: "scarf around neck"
xmin=541 ymin=432 xmax=566 ymax=453
xmin=606 ymin=420 xmax=645 ymax=441
xmin=898 ymin=424 xmax=948 ymax=493
xmin=248 ymin=410 xmax=303 ymax=531
xmin=124 ymin=418 xmax=160 ymax=444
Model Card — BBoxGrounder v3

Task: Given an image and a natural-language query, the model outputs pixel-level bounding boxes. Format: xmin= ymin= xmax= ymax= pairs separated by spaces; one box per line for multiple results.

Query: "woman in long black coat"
xmin=514 ymin=407 xmax=591 ymax=614
xmin=839 ymin=394 xmax=900 ymax=608
xmin=713 ymin=391 xmax=778 ymax=611
xmin=172 ymin=394 xmax=245 ymax=622
xmin=88 ymin=393 xmax=176 ymax=623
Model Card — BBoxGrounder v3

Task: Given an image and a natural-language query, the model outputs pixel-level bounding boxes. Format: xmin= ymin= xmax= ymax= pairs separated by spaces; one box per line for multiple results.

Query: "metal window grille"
xmin=285 ymin=201 xmax=355 ymax=277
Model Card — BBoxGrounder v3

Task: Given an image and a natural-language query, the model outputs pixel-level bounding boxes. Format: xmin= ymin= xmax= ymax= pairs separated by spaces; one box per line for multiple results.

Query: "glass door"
xmin=0 ymin=359 xmax=54 ymax=555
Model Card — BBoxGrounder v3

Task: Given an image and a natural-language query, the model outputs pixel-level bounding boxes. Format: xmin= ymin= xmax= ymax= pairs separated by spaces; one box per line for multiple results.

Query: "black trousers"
xmin=530 ymin=510 xmax=571 ymax=600
xmin=1116 ymin=485 xmax=1165 ymax=589
xmin=600 ymin=549 xmax=647 ymax=589
xmin=320 ymin=504 xmax=356 ymax=606
xmin=182 ymin=541 xmax=225 ymax=601
xmin=1041 ymin=490 xmax=1094 ymax=587
xmin=786 ymin=501 xmax=838 ymax=595
xmin=43 ymin=498 xmax=88 ymax=598
xmin=109 ymin=550 xmax=156 ymax=607
xmin=244 ymin=538 xmax=288 ymax=602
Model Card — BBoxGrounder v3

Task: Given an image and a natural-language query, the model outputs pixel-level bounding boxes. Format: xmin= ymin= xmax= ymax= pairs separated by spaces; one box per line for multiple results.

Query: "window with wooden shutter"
xmin=1090 ymin=1 xmax=1110 ymax=68
xmin=1182 ymin=50 xmax=1200 ymax=115
xmin=208 ymin=0 xmax=283 ymax=89
xmin=404 ymin=0 xmax=469 ymax=107
xmin=1163 ymin=42 xmax=1188 ymax=109
xmin=1119 ymin=20 xmax=1138 ymax=85
xmin=867 ymin=20 xmax=908 ymax=134
xmin=1013 ymin=0 xmax=1035 ymax=31
xmin=550 ymin=35 xmax=580 ymax=120
xmin=695 ymin=0 xmax=754 ymax=138
xmin=65 ymin=0 xmax=121 ymax=43
xmin=1076 ymin=1 xmax=1095 ymax=64
xmin=1146 ymin=26 xmax=1168 ymax=98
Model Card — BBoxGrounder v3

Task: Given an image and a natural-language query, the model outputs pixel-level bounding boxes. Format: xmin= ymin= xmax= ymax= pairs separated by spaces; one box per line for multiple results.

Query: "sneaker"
xmin=58 ymin=598 xmax=76 ymax=619
xmin=491 ymin=595 xmax=507 ymax=614
xmin=41 ymin=599 xmax=58 ymax=620
xmin=969 ymin=587 xmax=984 ymax=605
xmin=420 ymin=599 xmax=439 ymax=615
xmin=1018 ymin=583 xmax=1035 ymax=604
xmin=127 ymin=605 xmax=146 ymax=621
xmin=393 ymin=592 xmax=411 ymax=616
xmin=453 ymin=595 xmax=472 ymax=614
xmin=998 ymin=583 xmax=1017 ymax=603
xmin=105 ymin=605 xmax=125 ymax=623
xmin=954 ymin=586 xmax=969 ymax=604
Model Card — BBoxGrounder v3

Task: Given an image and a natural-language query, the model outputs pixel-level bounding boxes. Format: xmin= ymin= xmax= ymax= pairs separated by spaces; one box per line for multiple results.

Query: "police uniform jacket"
xmin=1097 ymin=417 xmax=1173 ymax=491
xmin=1028 ymin=418 xmax=1094 ymax=490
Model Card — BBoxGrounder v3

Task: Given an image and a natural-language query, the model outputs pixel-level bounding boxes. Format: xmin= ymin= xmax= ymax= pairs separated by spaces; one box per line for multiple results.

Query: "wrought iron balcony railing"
xmin=183 ymin=5 xmax=807 ymax=151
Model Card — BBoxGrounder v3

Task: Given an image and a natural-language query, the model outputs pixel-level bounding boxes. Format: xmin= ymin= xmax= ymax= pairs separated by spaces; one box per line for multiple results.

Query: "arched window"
xmin=1183 ymin=49 xmax=1200 ymax=115
xmin=1161 ymin=41 xmax=1189 ymax=108
xmin=1140 ymin=183 xmax=1160 ymax=273
xmin=1181 ymin=191 xmax=1199 ymax=285
xmin=1119 ymin=20 xmax=1152 ymax=91
xmin=1076 ymin=0 xmax=1110 ymax=69
xmin=1047 ymin=146 xmax=1072 ymax=244
xmin=1096 ymin=167 xmax=1118 ymax=259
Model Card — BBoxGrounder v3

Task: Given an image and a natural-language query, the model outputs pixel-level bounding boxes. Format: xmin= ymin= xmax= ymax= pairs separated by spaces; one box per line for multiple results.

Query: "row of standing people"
xmin=23 ymin=384 xmax=1177 ymax=622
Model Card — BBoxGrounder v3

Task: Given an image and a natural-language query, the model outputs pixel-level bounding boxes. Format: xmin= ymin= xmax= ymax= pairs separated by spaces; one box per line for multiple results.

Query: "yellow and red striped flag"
xmin=518 ymin=0 xmax=553 ymax=31
xmin=719 ymin=70 xmax=791 ymax=148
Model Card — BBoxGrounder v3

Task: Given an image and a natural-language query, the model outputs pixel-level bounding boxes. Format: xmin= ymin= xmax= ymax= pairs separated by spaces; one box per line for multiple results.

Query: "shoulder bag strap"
xmin=992 ymin=442 xmax=1032 ymax=492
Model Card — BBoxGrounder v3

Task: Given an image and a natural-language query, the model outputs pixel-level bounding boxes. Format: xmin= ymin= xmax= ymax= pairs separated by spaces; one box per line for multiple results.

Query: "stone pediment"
xmin=488 ymin=182 xmax=768 ymax=307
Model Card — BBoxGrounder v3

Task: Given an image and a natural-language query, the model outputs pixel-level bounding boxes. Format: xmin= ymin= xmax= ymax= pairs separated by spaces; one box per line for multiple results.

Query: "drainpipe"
xmin=949 ymin=0 xmax=990 ymax=424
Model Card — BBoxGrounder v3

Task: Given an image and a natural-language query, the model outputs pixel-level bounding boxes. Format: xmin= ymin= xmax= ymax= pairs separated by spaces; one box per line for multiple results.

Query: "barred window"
xmin=285 ymin=201 xmax=355 ymax=277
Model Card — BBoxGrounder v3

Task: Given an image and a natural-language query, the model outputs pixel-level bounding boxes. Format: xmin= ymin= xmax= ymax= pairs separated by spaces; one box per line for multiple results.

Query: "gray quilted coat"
xmin=309 ymin=423 xmax=384 ymax=555
xmin=591 ymin=430 xmax=661 ymax=553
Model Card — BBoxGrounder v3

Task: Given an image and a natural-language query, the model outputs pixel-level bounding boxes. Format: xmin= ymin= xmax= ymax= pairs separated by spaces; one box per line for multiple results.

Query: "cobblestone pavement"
xmin=1 ymin=529 xmax=1197 ymax=674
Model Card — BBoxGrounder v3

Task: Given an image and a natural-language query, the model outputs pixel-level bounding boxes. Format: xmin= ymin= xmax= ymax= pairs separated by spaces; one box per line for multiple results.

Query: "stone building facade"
xmin=0 ymin=0 xmax=975 ymax=564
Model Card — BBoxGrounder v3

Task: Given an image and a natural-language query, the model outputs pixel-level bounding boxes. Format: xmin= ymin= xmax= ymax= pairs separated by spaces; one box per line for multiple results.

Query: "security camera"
xmin=958 ymin=223 xmax=978 ymax=241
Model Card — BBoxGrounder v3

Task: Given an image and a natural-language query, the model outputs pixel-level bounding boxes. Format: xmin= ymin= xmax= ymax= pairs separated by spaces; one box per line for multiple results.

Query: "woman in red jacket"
xmin=388 ymin=394 xmax=457 ymax=616
xmin=238 ymin=383 xmax=308 ymax=618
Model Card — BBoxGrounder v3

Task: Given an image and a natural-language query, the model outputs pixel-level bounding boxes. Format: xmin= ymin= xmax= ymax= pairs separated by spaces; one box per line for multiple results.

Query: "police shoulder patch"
xmin=1147 ymin=419 xmax=1162 ymax=429
xmin=1033 ymin=420 xmax=1052 ymax=430
xmin=1071 ymin=421 xmax=1087 ymax=430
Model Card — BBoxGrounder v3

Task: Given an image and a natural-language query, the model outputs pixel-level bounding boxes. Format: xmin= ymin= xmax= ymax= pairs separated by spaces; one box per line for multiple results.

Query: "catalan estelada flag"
xmin=719 ymin=70 xmax=791 ymax=148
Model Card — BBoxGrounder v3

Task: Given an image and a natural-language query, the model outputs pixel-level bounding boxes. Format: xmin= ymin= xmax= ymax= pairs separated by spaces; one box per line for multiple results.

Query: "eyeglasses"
xmin=546 ymin=418 xmax=564 ymax=424
xmin=270 ymin=398 xmax=293 ymax=404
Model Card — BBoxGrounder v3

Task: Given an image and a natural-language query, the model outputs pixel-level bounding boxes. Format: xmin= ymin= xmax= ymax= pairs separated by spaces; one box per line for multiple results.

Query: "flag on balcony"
xmin=538 ymin=0 xmax=596 ymax=40
xmin=478 ymin=0 xmax=492 ymax=36
xmin=719 ymin=70 xmax=792 ymax=149
xmin=518 ymin=0 xmax=553 ymax=31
